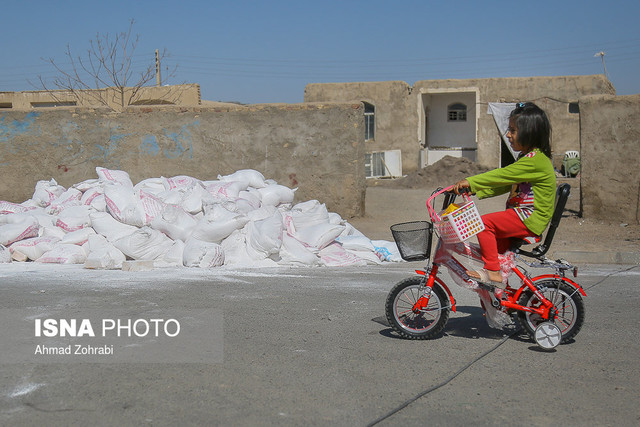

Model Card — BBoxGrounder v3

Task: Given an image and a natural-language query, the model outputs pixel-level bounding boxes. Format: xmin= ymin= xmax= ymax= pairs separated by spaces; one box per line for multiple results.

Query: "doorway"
xmin=421 ymin=91 xmax=478 ymax=166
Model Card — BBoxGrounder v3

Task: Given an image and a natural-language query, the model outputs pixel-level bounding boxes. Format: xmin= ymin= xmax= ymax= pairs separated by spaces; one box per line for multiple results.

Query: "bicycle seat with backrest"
xmin=511 ymin=183 xmax=571 ymax=259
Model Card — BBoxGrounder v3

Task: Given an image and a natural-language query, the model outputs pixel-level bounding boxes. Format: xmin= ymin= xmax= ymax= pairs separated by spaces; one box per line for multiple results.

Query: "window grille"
xmin=364 ymin=102 xmax=375 ymax=140
xmin=447 ymin=103 xmax=467 ymax=122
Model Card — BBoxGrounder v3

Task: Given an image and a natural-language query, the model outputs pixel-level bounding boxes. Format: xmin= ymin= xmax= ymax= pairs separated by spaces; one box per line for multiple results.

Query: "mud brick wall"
xmin=580 ymin=94 xmax=640 ymax=224
xmin=0 ymin=103 xmax=366 ymax=218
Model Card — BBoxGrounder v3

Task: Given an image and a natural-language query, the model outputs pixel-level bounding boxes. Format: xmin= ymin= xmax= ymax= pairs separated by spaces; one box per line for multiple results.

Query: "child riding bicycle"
xmin=452 ymin=102 xmax=556 ymax=290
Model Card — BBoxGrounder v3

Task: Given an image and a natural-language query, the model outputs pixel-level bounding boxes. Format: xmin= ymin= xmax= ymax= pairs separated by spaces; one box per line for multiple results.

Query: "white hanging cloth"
xmin=487 ymin=103 xmax=518 ymax=159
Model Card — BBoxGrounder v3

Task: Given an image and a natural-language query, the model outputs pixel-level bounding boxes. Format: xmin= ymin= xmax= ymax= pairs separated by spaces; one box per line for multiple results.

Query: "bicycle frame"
xmin=411 ymin=186 xmax=586 ymax=322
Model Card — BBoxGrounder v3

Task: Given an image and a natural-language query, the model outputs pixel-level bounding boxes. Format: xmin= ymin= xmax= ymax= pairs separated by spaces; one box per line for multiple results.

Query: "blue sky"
xmin=2 ymin=0 xmax=639 ymax=104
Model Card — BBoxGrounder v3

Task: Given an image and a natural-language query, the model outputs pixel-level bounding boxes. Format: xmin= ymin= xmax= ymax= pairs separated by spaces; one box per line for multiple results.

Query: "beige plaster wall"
xmin=305 ymin=81 xmax=419 ymax=171
xmin=580 ymin=94 xmax=640 ymax=224
xmin=0 ymin=84 xmax=202 ymax=111
xmin=305 ymin=75 xmax=615 ymax=173
xmin=414 ymin=75 xmax=615 ymax=170
xmin=0 ymin=102 xmax=366 ymax=218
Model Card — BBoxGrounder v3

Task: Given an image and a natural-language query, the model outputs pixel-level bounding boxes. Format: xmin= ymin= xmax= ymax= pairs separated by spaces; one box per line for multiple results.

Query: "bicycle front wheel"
xmin=516 ymin=279 xmax=585 ymax=343
xmin=385 ymin=276 xmax=450 ymax=340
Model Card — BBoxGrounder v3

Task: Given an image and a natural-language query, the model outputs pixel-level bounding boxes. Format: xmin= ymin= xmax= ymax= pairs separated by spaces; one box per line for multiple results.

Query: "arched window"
xmin=363 ymin=102 xmax=375 ymax=141
xmin=448 ymin=103 xmax=467 ymax=122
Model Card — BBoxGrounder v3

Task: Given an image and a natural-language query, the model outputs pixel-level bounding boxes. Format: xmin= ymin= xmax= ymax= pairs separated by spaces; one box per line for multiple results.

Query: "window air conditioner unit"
xmin=365 ymin=150 xmax=402 ymax=178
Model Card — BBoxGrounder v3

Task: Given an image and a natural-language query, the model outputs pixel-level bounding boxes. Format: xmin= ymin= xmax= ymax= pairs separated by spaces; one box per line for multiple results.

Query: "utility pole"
xmin=155 ymin=49 xmax=161 ymax=87
xmin=594 ymin=51 xmax=608 ymax=78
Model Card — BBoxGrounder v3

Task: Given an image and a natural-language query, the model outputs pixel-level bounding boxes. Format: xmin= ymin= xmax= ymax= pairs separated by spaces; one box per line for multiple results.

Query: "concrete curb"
xmin=552 ymin=251 xmax=640 ymax=265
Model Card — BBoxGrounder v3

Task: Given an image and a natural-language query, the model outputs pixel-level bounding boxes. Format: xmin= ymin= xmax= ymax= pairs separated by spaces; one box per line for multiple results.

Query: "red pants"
xmin=477 ymin=209 xmax=538 ymax=271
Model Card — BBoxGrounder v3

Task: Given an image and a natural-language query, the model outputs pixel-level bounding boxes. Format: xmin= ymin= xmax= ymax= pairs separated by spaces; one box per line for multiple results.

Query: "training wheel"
xmin=534 ymin=322 xmax=562 ymax=350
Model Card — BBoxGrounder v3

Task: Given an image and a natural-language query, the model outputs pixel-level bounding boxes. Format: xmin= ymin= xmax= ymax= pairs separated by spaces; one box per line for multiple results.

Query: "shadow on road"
xmin=373 ymin=306 xmax=518 ymax=341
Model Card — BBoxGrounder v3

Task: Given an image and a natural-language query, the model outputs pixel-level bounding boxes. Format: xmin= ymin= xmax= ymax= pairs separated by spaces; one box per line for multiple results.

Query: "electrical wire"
xmin=368 ymin=265 xmax=637 ymax=425
xmin=366 ymin=328 xmax=520 ymax=426
xmin=2 ymin=37 xmax=639 ymax=90
xmin=582 ymin=264 xmax=639 ymax=291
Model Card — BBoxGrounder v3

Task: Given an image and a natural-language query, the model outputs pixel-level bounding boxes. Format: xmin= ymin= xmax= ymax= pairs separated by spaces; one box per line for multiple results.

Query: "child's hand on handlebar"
xmin=452 ymin=179 xmax=471 ymax=195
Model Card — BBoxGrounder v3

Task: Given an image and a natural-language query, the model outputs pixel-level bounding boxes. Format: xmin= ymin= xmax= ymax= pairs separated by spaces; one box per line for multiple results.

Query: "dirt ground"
xmin=349 ymin=157 xmax=640 ymax=257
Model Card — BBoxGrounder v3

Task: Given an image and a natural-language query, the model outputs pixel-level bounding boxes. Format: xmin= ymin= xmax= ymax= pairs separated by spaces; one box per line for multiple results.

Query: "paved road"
xmin=1 ymin=262 xmax=638 ymax=426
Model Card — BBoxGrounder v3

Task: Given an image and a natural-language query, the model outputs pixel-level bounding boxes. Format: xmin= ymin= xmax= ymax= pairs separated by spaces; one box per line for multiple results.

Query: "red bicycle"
xmin=385 ymin=184 xmax=586 ymax=349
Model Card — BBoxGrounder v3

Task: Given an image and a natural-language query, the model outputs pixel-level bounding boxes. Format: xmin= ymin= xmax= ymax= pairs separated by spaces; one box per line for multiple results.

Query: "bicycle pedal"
xmin=489 ymin=293 xmax=502 ymax=308
xmin=477 ymin=281 xmax=505 ymax=292
xmin=476 ymin=281 xmax=494 ymax=291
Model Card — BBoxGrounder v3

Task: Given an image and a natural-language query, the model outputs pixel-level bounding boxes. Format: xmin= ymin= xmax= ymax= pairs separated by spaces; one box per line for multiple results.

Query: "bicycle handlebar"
xmin=426 ymin=185 xmax=472 ymax=222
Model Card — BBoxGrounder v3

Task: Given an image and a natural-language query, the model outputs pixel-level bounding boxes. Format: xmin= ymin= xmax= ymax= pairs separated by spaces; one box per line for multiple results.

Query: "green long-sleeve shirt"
xmin=466 ymin=149 xmax=556 ymax=235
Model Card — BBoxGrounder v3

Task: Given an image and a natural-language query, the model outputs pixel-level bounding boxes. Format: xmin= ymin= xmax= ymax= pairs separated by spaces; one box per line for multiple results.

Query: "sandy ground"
xmin=349 ymin=181 xmax=640 ymax=260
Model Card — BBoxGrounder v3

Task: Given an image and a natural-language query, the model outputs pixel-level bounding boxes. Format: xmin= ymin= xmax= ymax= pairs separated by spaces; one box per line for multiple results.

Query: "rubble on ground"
xmin=378 ymin=156 xmax=491 ymax=188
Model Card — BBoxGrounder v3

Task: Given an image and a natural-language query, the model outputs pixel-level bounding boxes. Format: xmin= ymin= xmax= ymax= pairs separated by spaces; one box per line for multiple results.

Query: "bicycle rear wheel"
xmin=385 ymin=276 xmax=450 ymax=340
xmin=516 ymin=279 xmax=585 ymax=343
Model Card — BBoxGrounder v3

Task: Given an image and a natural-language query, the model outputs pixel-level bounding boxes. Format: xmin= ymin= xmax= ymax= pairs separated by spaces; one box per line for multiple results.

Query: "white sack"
xmin=319 ymin=243 xmax=367 ymax=267
xmin=84 ymin=234 xmax=126 ymax=269
xmin=246 ymin=205 xmax=278 ymax=222
xmin=47 ymin=188 xmax=82 ymax=215
xmin=258 ymin=184 xmax=296 ymax=206
xmin=20 ymin=199 xmax=40 ymax=208
xmin=179 ymin=183 xmax=213 ymax=214
xmin=154 ymin=189 xmax=183 ymax=205
xmin=182 ymin=238 xmax=225 ymax=268
xmin=103 ymin=186 xmax=163 ymax=227
xmin=290 ymin=200 xmax=330 ymax=230
xmin=55 ymin=205 xmax=91 ymax=232
xmin=0 ymin=201 xmax=37 ymax=215
xmin=218 ymin=169 xmax=267 ymax=189
xmin=31 ymin=211 xmax=57 ymax=228
xmin=113 ymin=227 xmax=175 ymax=261
xmin=344 ymin=249 xmax=383 ymax=265
xmin=138 ymin=190 xmax=165 ymax=225
xmin=81 ymin=186 xmax=105 ymax=207
xmin=9 ymin=236 xmax=60 ymax=261
xmin=294 ymin=222 xmax=345 ymax=250
xmin=245 ymin=209 xmax=284 ymax=260
xmin=0 ymin=210 xmax=53 ymax=228
xmin=339 ymin=222 xmax=367 ymax=238
xmin=90 ymin=212 xmax=138 ymax=242
xmin=89 ymin=194 xmax=107 ymax=212
xmin=36 ymin=243 xmax=87 ymax=264
xmin=96 ymin=167 xmax=133 ymax=188
xmin=221 ymin=230 xmax=279 ymax=268
xmin=0 ymin=245 xmax=11 ymax=263
xmin=32 ymin=179 xmax=65 ymax=207
xmin=278 ymin=233 xmax=320 ymax=266
xmin=104 ymin=183 xmax=142 ymax=226
xmin=203 ymin=181 xmax=247 ymax=201
xmin=134 ymin=177 xmax=166 ymax=195
xmin=72 ymin=178 xmax=101 ymax=192
xmin=0 ymin=217 xmax=39 ymax=246
xmin=150 ymin=204 xmax=198 ymax=242
xmin=234 ymin=190 xmax=262 ymax=213
xmin=335 ymin=235 xmax=376 ymax=252
xmin=60 ymin=227 xmax=96 ymax=245
xmin=219 ymin=230 xmax=252 ymax=266
xmin=156 ymin=239 xmax=185 ymax=267
xmin=163 ymin=175 xmax=200 ymax=190
xmin=192 ymin=205 xmax=249 ymax=244
xmin=40 ymin=226 xmax=67 ymax=240
xmin=328 ymin=212 xmax=344 ymax=225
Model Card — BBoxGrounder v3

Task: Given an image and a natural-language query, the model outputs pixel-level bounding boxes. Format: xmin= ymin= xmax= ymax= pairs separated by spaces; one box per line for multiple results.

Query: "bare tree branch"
xmin=33 ymin=19 xmax=179 ymax=111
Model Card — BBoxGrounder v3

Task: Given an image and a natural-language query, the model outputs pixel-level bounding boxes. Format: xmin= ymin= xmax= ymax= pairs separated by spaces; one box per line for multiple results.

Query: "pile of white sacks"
xmin=0 ymin=167 xmax=400 ymax=269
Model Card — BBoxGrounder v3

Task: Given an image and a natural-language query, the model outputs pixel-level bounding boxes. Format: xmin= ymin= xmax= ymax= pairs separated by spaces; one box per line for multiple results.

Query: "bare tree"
xmin=35 ymin=20 xmax=179 ymax=111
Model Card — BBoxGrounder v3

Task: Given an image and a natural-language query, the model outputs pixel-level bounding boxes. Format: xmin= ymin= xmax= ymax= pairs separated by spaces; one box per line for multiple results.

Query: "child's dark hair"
xmin=510 ymin=102 xmax=552 ymax=158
